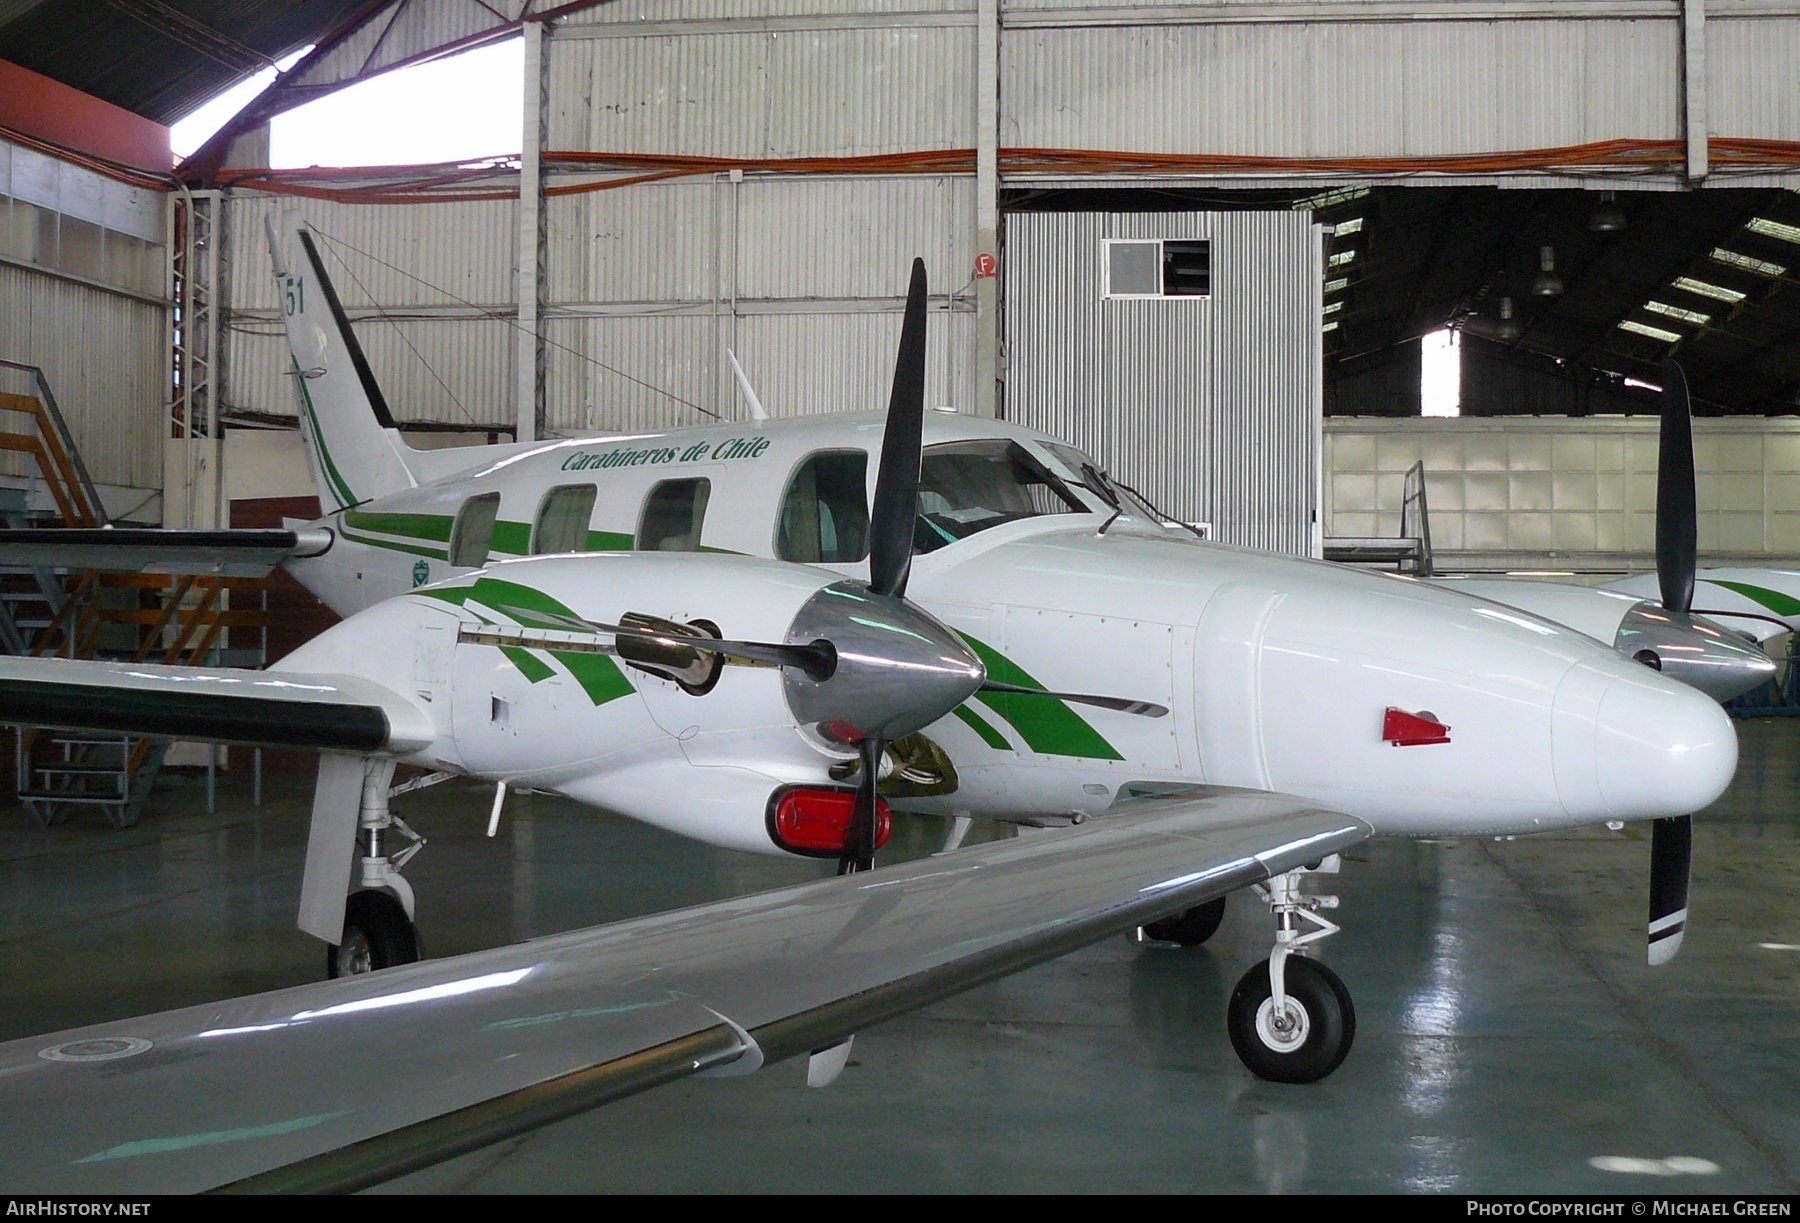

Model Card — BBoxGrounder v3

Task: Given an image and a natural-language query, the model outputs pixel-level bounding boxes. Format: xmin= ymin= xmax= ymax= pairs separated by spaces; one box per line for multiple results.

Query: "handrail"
xmin=0 ymin=359 xmax=105 ymax=527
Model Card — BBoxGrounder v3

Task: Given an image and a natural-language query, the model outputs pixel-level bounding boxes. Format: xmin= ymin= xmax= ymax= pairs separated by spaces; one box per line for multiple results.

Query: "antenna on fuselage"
xmin=726 ymin=349 xmax=770 ymax=425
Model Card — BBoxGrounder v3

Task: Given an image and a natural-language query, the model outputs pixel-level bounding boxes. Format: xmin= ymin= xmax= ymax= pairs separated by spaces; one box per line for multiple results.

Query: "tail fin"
xmin=267 ymin=210 xmax=418 ymax=512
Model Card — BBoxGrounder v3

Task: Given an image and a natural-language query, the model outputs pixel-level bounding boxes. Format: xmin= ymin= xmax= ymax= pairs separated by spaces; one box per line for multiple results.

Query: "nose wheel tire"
xmin=1227 ymin=955 xmax=1355 ymax=1083
xmin=1141 ymin=896 xmax=1227 ymax=946
xmin=327 ymin=889 xmax=422 ymax=979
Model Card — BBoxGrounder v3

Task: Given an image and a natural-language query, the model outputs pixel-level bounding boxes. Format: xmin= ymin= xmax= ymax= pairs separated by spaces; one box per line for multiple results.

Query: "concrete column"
xmin=974 ymin=0 xmax=1000 ymax=418
xmin=516 ymin=19 xmax=547 ymax=444
xmin=1682 ymin=0 xmax=1708 ymax=182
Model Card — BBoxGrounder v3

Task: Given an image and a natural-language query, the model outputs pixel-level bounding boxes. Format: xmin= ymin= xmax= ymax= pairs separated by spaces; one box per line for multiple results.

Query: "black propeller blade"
xmin=1648 ymin=814 xmax=1692 ymax=965
xmin=867 ymin=258 xmax=928 ymax=600
xmin=1646 ymin=362 xmax=1699 ymax=965
xmin=839 ymin=258 xmax=931 ymax=872
xmin=1656 ymin=360 xmax=1697 ymax=616
xmin=978 ymin=681 xmax=1169 ymax=718
xmin=842 ymin=735 xmax=885 ymax=875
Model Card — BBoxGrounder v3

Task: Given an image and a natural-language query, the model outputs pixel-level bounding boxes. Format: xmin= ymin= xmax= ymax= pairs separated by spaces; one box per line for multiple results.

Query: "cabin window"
xmin=448 ymin=492 xmax=501 ymax=567
xmin=533 ymin=484 xmax=597 ymax=554
xmin=914 ymin=440 xmax=1085 ymax=554
xmin=777 ymin=451 xmax=869 ymax=564
xmin=638 ymin=478 xmax=711 ymax=552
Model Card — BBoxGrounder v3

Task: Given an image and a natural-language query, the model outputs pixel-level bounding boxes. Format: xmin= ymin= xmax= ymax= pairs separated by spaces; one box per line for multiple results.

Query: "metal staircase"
xmin=0 ymin=360 xmax=270 ymax=828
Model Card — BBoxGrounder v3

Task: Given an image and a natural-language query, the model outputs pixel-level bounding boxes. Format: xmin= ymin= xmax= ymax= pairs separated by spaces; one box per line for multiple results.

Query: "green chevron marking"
xmin=420 ymin=578 xmax=635 ymax=706
xmin=953 ymin=703 xmax=1012 ymax=751
xmin=956 ymin=632 xmax=1123 ymax=761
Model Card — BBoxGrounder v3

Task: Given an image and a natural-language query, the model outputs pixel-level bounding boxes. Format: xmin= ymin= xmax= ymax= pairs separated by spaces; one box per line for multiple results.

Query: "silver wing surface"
xmin=0 ymin=655 xmax=432 ymax=753
xmin=0 ymin=527 xmax=333 ymax=577
xmin=0 ymin=790 xmax=1368 ymax=1194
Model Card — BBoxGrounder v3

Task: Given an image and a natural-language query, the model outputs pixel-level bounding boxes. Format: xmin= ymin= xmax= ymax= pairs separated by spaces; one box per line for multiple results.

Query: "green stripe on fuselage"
xmin=1705 ymin=579 xmax=1800 ymax=618
xmin=956 ymin=632 xmax=1123 ymax=761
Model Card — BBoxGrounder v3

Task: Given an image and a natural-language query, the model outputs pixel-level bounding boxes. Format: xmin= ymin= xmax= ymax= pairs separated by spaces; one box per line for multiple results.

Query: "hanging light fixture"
xmin=1495 ymin=296 xmax=1521 ymax=342
xmin=1588 ymin=190 xmax=1627 ymax=233
xmin=1532 ymin=246 xmax=1564 ymax=297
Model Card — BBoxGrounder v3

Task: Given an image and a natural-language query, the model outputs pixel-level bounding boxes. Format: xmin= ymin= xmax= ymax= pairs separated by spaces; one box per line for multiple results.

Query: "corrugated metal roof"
xmin=0 ymin=0 xmax=367 ymax=124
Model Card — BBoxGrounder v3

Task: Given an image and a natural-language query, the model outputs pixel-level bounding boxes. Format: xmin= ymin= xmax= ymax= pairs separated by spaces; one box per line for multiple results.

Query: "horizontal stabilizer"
xmin=0 ymin=656 xmax=431 ymax=753
xmin=0 ymin=790 xmax=1367 ymax=1193
xmin=0 ymin=527 xmax=332 ymax=577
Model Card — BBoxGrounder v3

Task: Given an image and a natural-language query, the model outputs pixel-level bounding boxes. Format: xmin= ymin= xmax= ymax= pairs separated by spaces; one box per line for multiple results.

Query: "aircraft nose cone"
xmin=1552 ymin=659 xmax=1738 ymax=821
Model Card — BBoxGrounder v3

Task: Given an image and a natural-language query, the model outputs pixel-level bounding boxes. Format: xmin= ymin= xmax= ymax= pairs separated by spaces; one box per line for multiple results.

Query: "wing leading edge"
xmin=0 ymin=527 xmax=333 ymax=578
xmin=0 ymin=790 xmax=1367 ymax=1194
xmin=0 ymin=655 xmax=432 ymax=753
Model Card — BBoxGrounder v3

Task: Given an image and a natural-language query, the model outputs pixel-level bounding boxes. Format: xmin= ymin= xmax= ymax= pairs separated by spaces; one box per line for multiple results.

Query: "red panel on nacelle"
xmin=1383 ymin=707 xmax=1451 ymax=747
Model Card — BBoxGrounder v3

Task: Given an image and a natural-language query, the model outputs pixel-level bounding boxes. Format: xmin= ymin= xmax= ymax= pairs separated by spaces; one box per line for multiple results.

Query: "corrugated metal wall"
xmin=545 ymin=174 xmax=974 ymax=434
xmin=221 ymin=193 xmax=518 ymax=429
xmin=0 ymin=137 xmax=166 ymax=496
xmin=1003 ymin=17 xmax=1680 ymax=155
xmin=1325 ymin=416 xmax=1800 ymax=563
xmin=0 ymin=262 xmax=166 ymax=491
xmin=1005 ymin=210 xmax=1322 ymax=556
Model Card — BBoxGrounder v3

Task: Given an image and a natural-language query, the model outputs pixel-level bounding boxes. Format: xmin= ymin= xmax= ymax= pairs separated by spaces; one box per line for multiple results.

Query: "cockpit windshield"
xmin=914 ymin=440 xmax=1087 ymax=554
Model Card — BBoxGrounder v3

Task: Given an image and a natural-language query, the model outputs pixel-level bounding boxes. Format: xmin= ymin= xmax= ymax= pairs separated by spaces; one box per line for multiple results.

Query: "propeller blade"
xmin=1656 ymin=360 xmax=1697 ymax=615
xmin=979 ymin=680 xmax=1169 ymax=719
xmin=840 ymin=735 xmax=884 ymax=875
xmin=1648 ymin=813 xmax=1692 ymax=966
xmin=867 ymin=258 xmax=928 ymax=600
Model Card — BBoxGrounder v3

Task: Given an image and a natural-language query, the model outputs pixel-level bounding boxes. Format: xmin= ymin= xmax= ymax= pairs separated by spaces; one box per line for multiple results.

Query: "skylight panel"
xmin=1322 ymin=320 xmax=1340 ymax=333
xmin=1712 ymin=248 xmax=1786 ymax=277
xmin=1746 ymin=217 xmax=1800 ymax=245
xmin=1323 ymin=300 xmax=1344 ymax=316
xmin=1332 ymin=217 xmax=1364 ymax=237
xmin=1295 ymin=185 xmax=1371 ymax=212
xmin=1328 ymin=249 xmax=1357 ymax=268
xmin=1671 ymin=276 xmax=1746 ymax=304
xmin=1619 ymin=319 xmax=1683 ymax=343
xmin=1644 ymin=300 xmax=1711 ymax=326
xmin=1324 ymin=276 xmax=1349 ymax=294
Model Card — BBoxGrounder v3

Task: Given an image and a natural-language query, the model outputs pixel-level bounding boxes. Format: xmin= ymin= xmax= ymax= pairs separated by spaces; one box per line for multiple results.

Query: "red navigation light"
xmin=767 ymin=787 xmax=893 ymax=857
xmin=1383 ymin=707 xmax=1451 ymax=747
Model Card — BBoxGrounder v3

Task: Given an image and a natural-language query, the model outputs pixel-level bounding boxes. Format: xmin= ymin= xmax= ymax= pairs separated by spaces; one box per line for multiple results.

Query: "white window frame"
xmin=1100 ymin=237 xmax=1211 ymax=301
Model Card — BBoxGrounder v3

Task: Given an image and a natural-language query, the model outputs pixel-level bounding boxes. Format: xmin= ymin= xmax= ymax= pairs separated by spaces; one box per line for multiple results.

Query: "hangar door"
xmin=1004 ymin=209 xmax=1323 ymax=557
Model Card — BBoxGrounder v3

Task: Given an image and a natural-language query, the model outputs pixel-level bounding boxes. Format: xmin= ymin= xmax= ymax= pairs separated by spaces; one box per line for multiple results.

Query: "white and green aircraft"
xmin=0 ymin=213 xmax=1743 ymax=1097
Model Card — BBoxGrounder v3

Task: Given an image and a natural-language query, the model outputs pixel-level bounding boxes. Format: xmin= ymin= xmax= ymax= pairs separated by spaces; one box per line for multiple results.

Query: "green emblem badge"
xmin=412 ymin=559 xmax=430 ymax=587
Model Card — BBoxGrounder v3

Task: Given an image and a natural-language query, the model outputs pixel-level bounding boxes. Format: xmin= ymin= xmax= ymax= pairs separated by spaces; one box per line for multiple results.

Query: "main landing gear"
xmin=1228 ymin=855 xmax=1354 ymax=1083
xmin=326 ymin=760 xmax=432 ymax=978
xmin=1143 ymin=855 xmax=1356 ymax=1083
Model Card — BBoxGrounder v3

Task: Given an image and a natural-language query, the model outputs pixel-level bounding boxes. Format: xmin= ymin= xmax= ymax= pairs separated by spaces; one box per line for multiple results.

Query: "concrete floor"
xmin=3 ymin=722 xmax=1799 ymax=1194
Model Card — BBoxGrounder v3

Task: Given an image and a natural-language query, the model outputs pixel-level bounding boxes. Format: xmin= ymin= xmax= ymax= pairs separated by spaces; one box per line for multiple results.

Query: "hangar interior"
xmin=2 ymin=0 xmax=1800 ymax=1195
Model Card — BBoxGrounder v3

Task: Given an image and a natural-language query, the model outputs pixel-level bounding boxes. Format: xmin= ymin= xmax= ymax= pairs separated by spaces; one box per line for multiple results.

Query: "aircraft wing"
xmin=0 ymin=789 xmax=1367 ymax=1194
xmin=0 ymin=655 xmax=433 ymax=753
xmin=0 ymin=527 xmax=333 ymax=577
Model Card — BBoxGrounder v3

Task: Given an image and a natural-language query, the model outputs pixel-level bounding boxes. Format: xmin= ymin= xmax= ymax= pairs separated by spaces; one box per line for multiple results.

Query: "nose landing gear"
xmin=1226 ymin=854 xmax=1355 ymax=1083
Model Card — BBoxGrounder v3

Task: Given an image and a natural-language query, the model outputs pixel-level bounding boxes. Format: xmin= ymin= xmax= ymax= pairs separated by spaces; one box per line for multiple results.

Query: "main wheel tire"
xmin=326 ymin=890 xmax=422 ymax=979
xmin=1227 ymin=955 xmax=1355 ymax=1083
xmin=1142 ymin=897 xmax=1228 ymax=946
